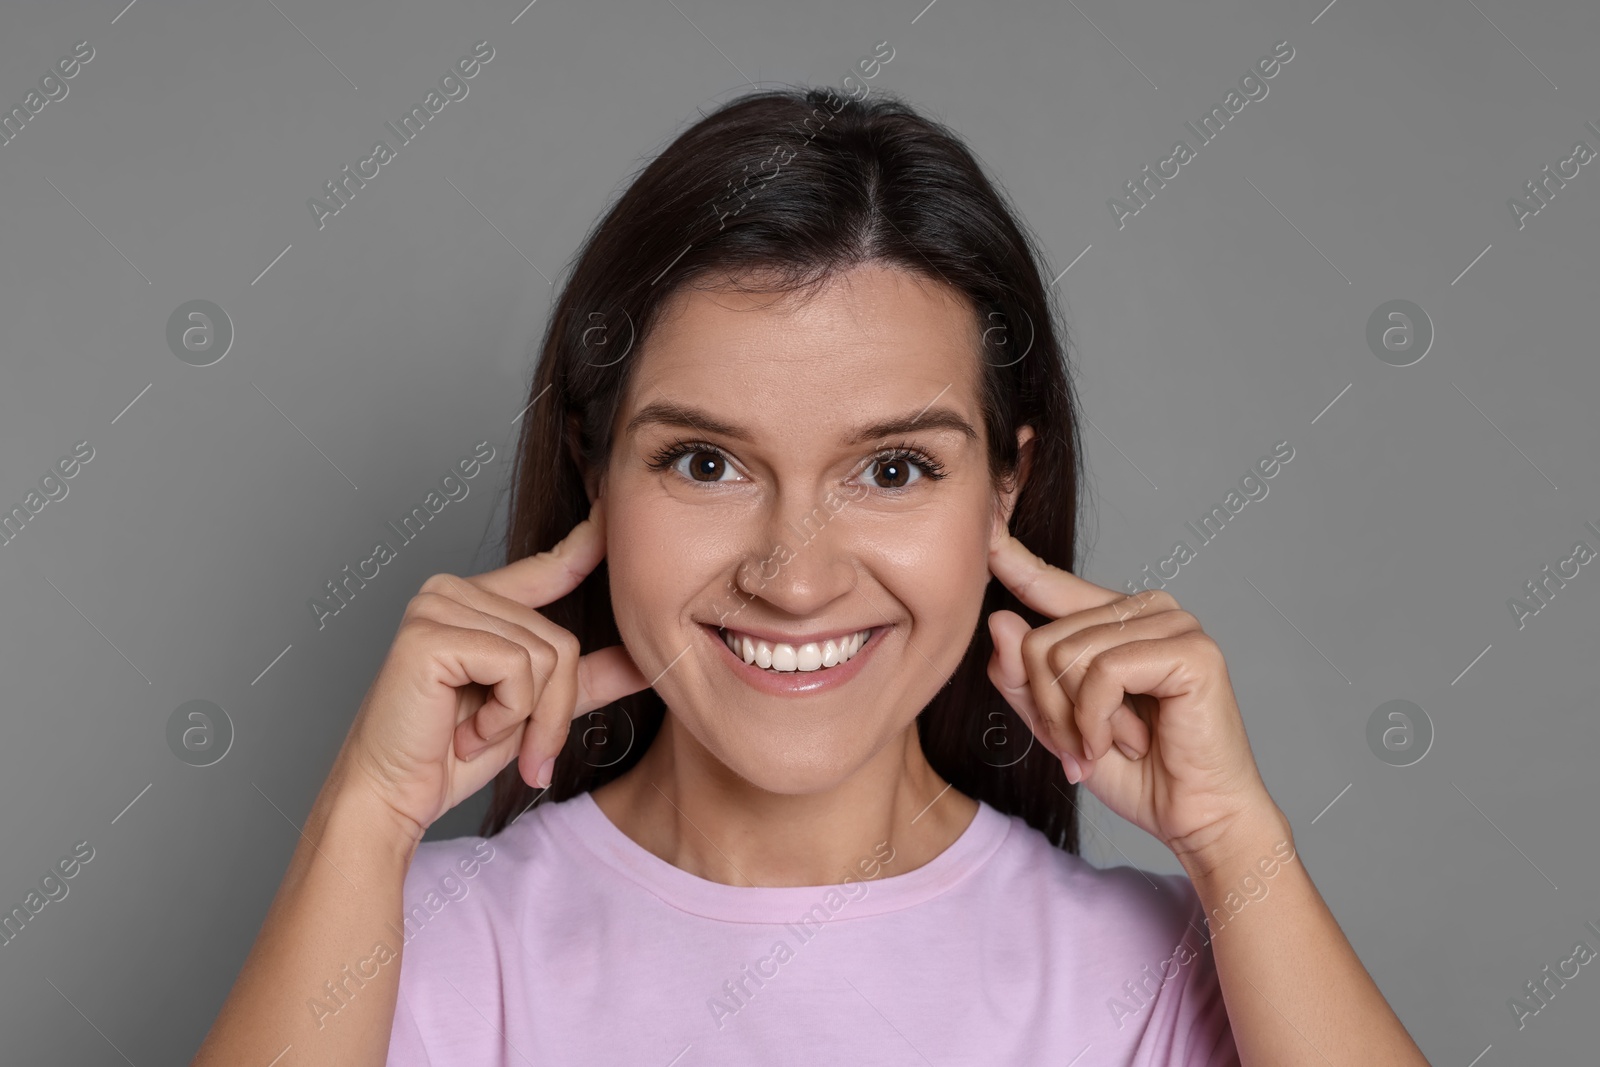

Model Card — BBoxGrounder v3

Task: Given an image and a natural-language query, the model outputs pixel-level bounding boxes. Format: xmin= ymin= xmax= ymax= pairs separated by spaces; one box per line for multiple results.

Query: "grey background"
xmin=0 ymin=0 xmax=1595 ymax=1061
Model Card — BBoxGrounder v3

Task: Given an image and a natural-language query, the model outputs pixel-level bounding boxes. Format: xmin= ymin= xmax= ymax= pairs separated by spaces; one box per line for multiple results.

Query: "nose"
xmin=730 ymin=488 xmax=858 ymax=618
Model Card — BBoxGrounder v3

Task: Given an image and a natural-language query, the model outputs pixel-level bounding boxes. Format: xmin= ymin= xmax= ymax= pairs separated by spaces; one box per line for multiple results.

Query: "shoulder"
xmin=401 ymin=835 xmax=501 ymax=918
xmin=407 ymin=834 xmax=500 ymax=884
xmin=389 ymin=799 xmax=582 ymax=1024
xmin=401 ymin=793 xmax=581 ymax=905
xmin=982 ymin=805 xmax=1206 ymax=953
xmin=396 ymin=795 xmax=580 ymax=953
xmin=982 ymin=811 xmax=1237 ymax=1060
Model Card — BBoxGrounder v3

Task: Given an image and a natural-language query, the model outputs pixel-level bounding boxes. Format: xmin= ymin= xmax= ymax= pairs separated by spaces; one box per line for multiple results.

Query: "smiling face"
xmin=599 ymin=262 xmax=1025 ymax=795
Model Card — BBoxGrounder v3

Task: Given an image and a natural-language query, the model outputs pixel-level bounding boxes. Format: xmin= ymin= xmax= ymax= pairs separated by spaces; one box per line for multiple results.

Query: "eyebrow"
xmin=624 ymin=399 xmax=981 ymax=447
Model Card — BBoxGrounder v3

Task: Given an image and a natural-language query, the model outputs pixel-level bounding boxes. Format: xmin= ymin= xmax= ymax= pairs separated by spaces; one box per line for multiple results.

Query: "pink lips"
xmin=702 ymin=623 xmax=884 ymax=695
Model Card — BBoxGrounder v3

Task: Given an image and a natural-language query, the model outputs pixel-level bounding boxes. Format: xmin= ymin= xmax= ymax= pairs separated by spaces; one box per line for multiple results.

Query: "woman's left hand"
xmin=984 ymin=532 xmax=1282 ymax=867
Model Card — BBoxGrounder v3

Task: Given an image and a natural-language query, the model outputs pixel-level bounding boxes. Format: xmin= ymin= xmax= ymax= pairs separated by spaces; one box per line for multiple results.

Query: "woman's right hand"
xmin=332 ymin=496 xmax=652 ymax=840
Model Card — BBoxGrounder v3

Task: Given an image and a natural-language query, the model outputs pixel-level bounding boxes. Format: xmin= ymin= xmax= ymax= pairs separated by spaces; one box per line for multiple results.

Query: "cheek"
xmin=605 ymin=498 xmax=675 ymax=608
xmin=603 ymin=483 xmax=740 ymax=616
xmin=855 ymin=498 xmax=995 ymax=634
xmin=871 ymin=492 xmax=994 ymax=577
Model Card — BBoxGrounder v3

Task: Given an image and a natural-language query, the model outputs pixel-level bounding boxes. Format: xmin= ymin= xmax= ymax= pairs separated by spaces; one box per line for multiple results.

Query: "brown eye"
xmin=686 ymin=451 xmax=727 ymax=482
xmin=871 ymin=457 xmax=912 ymax=488
xmin=649 ymin=443 xmax=743 ymax=484
xmin=860 ymin=449 xmax=944 ymax=490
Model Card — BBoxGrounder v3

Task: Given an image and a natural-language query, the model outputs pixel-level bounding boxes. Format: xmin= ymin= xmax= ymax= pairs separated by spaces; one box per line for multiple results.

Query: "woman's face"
xmin=601 ymin=263 xmax=1024 ymax=794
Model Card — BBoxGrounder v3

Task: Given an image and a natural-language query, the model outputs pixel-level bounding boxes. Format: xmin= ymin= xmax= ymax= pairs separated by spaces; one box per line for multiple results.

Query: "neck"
xmin=590 ymin=713 xmax=978 ymax=888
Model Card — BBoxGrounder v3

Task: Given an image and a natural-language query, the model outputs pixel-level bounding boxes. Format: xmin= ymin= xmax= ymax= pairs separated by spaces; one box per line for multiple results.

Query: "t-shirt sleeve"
xmin=383 ymin=836 xmax=501 ymax=1066
xmin=1131 ymin=873 xmax=1241 ymax=1067
xmin=385 ymin=982 xmax=436 ymax=1067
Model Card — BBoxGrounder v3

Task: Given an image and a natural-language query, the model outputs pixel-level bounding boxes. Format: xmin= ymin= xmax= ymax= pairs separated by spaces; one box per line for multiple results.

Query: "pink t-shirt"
xmin=383 ymin=790 xmax=1239 ymax=1066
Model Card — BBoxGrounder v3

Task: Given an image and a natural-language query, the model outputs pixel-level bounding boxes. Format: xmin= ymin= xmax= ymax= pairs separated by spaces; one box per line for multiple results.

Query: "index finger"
xmin=475 ymin=496 xmax=608 ymax=609
xmin=988 ymin=531 xmax=1125 ymax=620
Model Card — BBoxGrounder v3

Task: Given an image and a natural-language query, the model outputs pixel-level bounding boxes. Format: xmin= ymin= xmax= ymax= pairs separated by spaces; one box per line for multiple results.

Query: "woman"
xmin=194 ymin=87 xmax=1430 ymax=1066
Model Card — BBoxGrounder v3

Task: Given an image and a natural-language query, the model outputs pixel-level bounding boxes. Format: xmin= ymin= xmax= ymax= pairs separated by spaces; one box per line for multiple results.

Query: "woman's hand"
xmin=332 ymin=497 xmax=651 ymax=840
xmin=984 ymin=532 xmax=1280 ymax=866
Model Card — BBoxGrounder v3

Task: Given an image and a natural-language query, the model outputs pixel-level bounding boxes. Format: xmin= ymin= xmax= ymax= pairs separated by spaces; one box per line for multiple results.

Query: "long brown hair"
xmin=481 ymin=85 xmax=1089 ymax=853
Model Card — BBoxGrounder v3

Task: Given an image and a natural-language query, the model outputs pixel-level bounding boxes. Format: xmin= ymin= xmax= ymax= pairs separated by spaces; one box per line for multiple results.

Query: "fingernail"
xmin=1061 ymin=752 xmax=1083 ymax=784
xmin=1115 ymin=739 xmax=1139 ymax=761
xmin=536 ymin=757 xmax=556 ymax=789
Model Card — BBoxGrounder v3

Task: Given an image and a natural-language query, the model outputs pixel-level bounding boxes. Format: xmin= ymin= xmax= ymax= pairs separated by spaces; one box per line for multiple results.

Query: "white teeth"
xmin=720 ymin=627 xmax=873 ymax=673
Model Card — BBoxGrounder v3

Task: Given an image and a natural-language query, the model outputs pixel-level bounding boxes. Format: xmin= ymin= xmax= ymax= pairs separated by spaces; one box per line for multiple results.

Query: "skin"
xmin=193 ymin=261 xmax=1429 ymax=1065
xmin=571 ymin=261 xmax=1432 ymax=1064
xmin=587 ymin=263 xmax=1011 ymax=886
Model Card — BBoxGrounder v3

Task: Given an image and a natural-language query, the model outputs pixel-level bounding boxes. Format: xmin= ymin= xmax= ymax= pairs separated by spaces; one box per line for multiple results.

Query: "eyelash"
xmin=645 ymin=439 xmax=948 ymax=490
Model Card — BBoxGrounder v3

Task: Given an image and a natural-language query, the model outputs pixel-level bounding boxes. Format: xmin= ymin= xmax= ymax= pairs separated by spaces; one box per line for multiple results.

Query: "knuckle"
xmin=1116 ymin=590 xmax=1148 ymax=613
xmin=550 ymin=627 xmax=581 ymax=663
xmin=418 ymin=571 xmax=459 ymax=598
xmin=497 ymin=618 xmax=542 ymax=653
xmin=1080 ymin=648 xmax=1118 ymax=681
xmin=1143 ymin=589 xmax=1181 ymax=613
xmin=403 ymin=589 xmax=449 ymax=620
xmin=1045 ymin=638 xmax=1088 ymax=678
xmin=528 ymin=634 xmax=560 ymax=676
xmin=503 ymin=631 xmax=539 ymax=671
xmin=496 ymin=641 xmax=542 ymax=705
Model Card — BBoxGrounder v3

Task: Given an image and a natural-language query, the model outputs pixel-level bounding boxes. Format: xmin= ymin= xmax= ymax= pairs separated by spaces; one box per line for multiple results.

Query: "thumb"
xmin=987 ymin=609 xmax=1078 ymax=778
xmin=986 ymin=609 xmax=1033 ymax=692
xmin=986 ymin=610 xmax=1051 ymax=753
xmin=513 ymin=644 xmax=652 ymax=791
xmin=574 ymin=644 xmax=652 ymax=716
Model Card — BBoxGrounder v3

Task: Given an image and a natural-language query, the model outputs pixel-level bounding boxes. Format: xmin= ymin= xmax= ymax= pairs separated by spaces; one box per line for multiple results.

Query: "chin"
xmin=674 ymin=711 xmax=889 ymax=797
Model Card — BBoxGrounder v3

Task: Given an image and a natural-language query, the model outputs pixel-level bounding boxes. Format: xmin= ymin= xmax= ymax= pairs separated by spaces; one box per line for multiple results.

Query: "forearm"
xmin=192 ymin=762 xmax=421 ymax=1067
xmin=1179 ymin=806 xmax=1431 ymax=1067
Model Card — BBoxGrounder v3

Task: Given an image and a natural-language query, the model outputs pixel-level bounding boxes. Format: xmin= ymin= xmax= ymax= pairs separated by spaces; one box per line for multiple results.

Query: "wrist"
xmin=1171 ymin=798 xmax=1293 ymax=886
xmin=321 ymin=761 xmax=427 ymax=865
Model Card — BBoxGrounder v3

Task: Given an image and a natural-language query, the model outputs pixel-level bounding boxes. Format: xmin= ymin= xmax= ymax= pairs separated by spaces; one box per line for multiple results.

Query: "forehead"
xmin=617 ymin=264 xmax=985 ymax=439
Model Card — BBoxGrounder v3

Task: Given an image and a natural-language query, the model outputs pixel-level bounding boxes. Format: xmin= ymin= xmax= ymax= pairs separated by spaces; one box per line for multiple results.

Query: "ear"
xmin=566 ymin=412 xmax=601 ymax=505
xmin=991 ymin=425 xmax=1036 ymax=544
xmin=565 ymin=413 xmax=601 ymax=504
